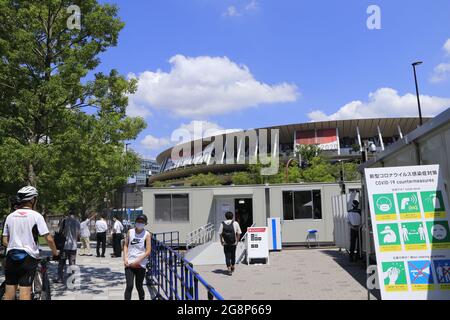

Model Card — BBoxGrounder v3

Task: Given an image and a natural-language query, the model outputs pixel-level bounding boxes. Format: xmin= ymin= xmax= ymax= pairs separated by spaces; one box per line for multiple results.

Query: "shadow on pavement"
xmin=211 ymin=269 xmax=230 ymax=275
xmin=320 ymin=249 xmax=381 ymax=300
xmin=49 ymin=264 xmax=125 ymax=296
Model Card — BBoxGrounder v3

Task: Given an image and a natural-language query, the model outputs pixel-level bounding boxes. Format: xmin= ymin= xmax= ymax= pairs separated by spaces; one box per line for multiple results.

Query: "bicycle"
xmin=0 ymin=255 xmax=57 ymax=300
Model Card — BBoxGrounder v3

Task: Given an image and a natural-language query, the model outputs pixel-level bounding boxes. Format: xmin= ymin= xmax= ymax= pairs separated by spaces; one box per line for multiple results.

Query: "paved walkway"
xmin=195 ymin=248 xmax=378 ymax=300
xmin=1 ymin=247 xmax=377 ymax=300
xmin=1 ymin=247 xmax=155 ymax=301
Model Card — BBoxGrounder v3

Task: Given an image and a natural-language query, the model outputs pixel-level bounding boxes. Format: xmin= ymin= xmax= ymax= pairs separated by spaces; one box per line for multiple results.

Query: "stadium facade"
xmin=142 ymin=117 xmax=429 ymax=245
xmin=150 ymin=117 xmax=428 ymax=184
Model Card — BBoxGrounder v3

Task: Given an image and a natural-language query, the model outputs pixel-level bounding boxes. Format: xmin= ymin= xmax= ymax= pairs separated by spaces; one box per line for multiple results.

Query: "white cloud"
xmin=140 ymin=135 xmax=170 ymax=150
xmin=223 ymin=6 xmax=240 ymax=17
xmin=176 ymin=120 xmax=241 ymax=141
xmin=430 ymin=39 xmax=450 ymax=83
xmin=128 ymin=55 xmax=298 ymax=118
xmin=245 ymin=0 xmax=258 ymax=11
xmin=140 ymin=121 xmax=240 ymax=153
xmin=430 ymin=63 xmax=450 ymax=83
xmin=307 ymin=88 xmax=450 ymax=121
xmin=444 ymin=39 xmax=450 ymax=55
xmin=223 ymin=1 xmax=259 ymax=17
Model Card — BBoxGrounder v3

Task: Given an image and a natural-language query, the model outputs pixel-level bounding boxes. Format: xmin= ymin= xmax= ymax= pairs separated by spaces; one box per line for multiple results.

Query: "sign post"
xmin=247 ymin=227 xmax=269 ymax=264
xmin=267 ymin=218 xmax=282 ymax=251
xmin=365 ymin=164 xmax=450 ymax=300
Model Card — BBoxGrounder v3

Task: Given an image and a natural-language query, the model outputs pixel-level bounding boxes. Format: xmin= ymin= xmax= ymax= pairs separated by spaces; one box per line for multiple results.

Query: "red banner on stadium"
xmin=295 ymin=129 xmax=339 ymax=150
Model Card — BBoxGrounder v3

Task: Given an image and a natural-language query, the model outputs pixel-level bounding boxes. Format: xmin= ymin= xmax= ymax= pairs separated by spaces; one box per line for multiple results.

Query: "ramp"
xmin=184 ymin=241 xmax=246 ymax=266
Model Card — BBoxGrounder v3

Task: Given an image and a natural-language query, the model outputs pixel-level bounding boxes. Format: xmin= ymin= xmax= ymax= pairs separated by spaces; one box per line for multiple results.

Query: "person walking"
xmin=123 ymin=214 xmax=151 ymax=300
xmin=56 ymin=209 xmax=81 ymax=284
xmin=80 ymin=213 xmax=95 ymax=256
xmin=219 ymin=211 xmax=242 ymax=275
xmin=346 ymin=200 xmax=362 ymax=262
xmin=95 ymin=214 xmax=108 ymax=258
xmin=111 ymin=215 xmax=124 ymax=258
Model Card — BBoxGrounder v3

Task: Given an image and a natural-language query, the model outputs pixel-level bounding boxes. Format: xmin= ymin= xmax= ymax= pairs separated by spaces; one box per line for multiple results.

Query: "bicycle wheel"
xmin=32 ymin=272 xmax=43 ymax=300
xmin=40 ymin=273 xmax=51 ymax=300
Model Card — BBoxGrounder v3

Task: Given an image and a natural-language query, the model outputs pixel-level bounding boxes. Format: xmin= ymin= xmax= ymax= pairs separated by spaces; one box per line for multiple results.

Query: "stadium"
xmin=150 ymin=117 xmax=428 ymax=184
xmin=142 ymin=117 xmax=429 ymax=247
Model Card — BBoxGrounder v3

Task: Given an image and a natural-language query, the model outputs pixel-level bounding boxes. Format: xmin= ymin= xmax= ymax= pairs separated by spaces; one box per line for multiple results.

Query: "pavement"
xmin=1 ymin=246 xmax=378 ymax=300
xmin=195 ymin=248 xmax=378 ymax=300
xmin=0 ymin=246 xmax=156 ymax=301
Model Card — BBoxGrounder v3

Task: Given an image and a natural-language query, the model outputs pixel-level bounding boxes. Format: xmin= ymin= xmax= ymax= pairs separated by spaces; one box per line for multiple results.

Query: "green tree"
xmin=0 ymin=1 xmax=146 ymax=216
xmin=231 ymin=171 xmax=255 ymax=185
xmin=300 ymin=157 xmax=335 ymax=182
xmin=187 ymin=173 xmax=223 ymax=186
xmin=295 ymin=144 xmax=322 ymax=164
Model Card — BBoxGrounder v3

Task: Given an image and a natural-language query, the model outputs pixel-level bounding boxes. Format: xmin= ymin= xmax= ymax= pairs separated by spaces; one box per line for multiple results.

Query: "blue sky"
xmin=96 ymin=0 xmax=450 ymax=158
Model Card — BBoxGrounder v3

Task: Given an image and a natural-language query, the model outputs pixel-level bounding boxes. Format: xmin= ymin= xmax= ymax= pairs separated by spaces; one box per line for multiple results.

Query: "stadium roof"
xmin=156 ymin=117 xmax=429 ymax=163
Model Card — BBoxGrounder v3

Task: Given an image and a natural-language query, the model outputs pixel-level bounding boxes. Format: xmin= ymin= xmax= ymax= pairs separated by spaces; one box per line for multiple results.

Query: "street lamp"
xmin=412 ymin=61 xmax=423 ymax=126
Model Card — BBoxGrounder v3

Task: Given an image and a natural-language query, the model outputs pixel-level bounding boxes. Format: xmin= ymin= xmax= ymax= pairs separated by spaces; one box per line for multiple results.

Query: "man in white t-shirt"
xmin=95 ymin=215 xmax=108 ymax=257
xmin=219 ymin=211 xmax=242 ymax=275
xmin=1 ymin=186 xmax=59 ymax=300
xmin=111 ymin=215 xmax=124 ymax=258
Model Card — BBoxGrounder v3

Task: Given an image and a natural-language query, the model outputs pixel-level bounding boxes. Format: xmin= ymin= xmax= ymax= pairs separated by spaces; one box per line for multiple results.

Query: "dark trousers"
xmin=124 ymin=267 xmax=146 ymax=300
xmin=223 ymin=245 xmax=237 ymax=267
xmin=96 ymin=232 xmax=106 ymax=257
xmin=58 ymin=250 xmax=77 ymax=281
xmin=349 ymin=228 xmax=360 ymax=259
xmin=112 ymin=233 xmax=122 ymax=257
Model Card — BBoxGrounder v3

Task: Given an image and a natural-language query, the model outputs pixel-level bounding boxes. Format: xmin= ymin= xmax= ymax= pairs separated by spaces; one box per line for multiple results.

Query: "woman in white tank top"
xmin=123 ymin=214 xmax=151 ymax=300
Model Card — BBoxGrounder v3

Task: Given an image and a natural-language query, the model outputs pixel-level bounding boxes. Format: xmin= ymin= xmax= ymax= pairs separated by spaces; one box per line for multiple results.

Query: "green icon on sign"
xmin=373 ymin=194 xmax=396 ymax=215
xmin=377 ymin=224 xmax=401 ymax=246
xmin=401 ymin=222 xmax=428 ymax=250
xmin=382 ymin=262 xmax=408 ymax=289
xmin=396 ymin=192 xmax=421 ymax=219
xmin=421 ymin=191 xmax=446 ymax=219
xmin=426 ymin=221 xmax=450 ymax=245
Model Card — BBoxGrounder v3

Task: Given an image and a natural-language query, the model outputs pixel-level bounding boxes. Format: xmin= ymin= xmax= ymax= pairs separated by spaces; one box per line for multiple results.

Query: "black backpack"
xmin=54 ymin=218 xmax=66 ymax=251
xmin=221 ymin=222 xmax=236 ymax=245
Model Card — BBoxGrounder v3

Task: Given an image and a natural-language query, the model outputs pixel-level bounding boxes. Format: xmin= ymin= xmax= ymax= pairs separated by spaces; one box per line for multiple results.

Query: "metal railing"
xmin=186 ymin=223 xmax=215 ymax=249
xmin=153 ymin=231 xmax=180 ymax=251
xmin=148 ymin=233 xmax=224 ymax=301
xmin=236 ymin=223 xmax=256 ymax=264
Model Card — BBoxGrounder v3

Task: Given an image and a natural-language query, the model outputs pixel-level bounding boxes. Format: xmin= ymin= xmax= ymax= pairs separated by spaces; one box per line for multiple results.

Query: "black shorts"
xmin=4 ymin=254 xmax=39 ymax=287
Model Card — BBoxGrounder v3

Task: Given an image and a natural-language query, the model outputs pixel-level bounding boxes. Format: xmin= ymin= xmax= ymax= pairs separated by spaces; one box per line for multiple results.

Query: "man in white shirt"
xmin=1 ymin=186 xmax=59 ymax=300
xmin=95 ymin=215 xmax=108 ymax=258
xmin=346 ymin=200 xmax=362 ymax=262
xmin=80 ymin=213 xmax=95 ymax=256
xmin=219 ymin=211 xmax=242 ymax=275
xmin=111 ymin=215 xmax=124 ymax=258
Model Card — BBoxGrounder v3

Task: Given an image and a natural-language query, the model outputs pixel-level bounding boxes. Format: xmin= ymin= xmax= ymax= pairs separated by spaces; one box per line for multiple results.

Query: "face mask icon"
xmin=376 ymin=197 xmax=392 ymax=212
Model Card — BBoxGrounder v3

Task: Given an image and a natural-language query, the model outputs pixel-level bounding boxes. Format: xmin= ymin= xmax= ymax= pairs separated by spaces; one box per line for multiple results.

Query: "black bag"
xmin=221 ymin=222 xmax=236 ymax=245
xmin=54 ymin=218 xmax=66 ymax=251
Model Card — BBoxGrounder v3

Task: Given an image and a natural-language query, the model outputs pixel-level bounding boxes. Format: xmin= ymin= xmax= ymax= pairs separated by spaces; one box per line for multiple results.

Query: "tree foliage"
xmin=0 ymin=1 xmax=146 ymax=217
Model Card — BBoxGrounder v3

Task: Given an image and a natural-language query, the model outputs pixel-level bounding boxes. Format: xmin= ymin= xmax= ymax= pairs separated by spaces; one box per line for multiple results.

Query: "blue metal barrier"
xmin=152 ymin=231 xmax=180 ymax=252
xmin=148 ymin=232 xmax=224 ymax=301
